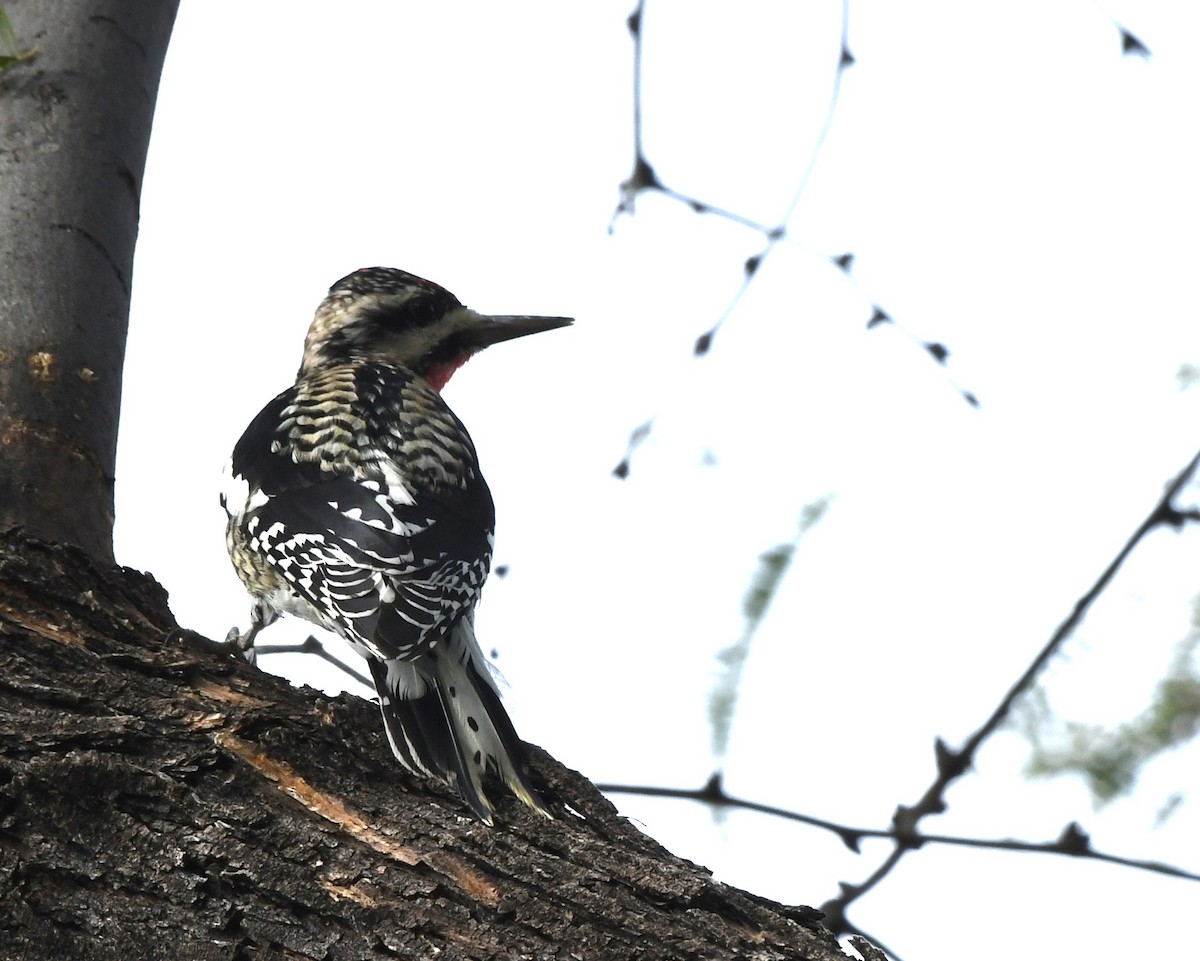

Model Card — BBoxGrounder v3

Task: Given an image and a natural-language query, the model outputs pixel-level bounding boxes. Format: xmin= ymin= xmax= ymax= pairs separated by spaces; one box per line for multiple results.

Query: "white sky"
xmin=118 ymin=2 xmax=1200 ymax=959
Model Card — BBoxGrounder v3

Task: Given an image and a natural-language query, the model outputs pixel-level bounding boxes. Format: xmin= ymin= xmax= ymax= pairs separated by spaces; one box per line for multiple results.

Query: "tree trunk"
xmin=0 ymin=530 xmax=847 ymax=960
xmin=0 ymin=2 xmax=177 ymax=560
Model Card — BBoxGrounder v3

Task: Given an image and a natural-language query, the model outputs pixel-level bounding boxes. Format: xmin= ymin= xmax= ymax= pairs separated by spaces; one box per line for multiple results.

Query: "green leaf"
xmin=707 ymin=495 xmax=833 ymax=761
xmin=1021 ymin=629 xmax=1200 ymax=807
xmin=741 ymin=543 xmax=793 ymax=624
xmin=0 ymin=7 xmax=37 ymax=73
xmin=0 ymin=7 xmax=18 ymax=58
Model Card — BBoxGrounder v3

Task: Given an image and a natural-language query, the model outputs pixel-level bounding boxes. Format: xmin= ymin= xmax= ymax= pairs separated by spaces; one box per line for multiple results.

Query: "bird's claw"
xmin=224 ymin=626 xmax=258 ymax=666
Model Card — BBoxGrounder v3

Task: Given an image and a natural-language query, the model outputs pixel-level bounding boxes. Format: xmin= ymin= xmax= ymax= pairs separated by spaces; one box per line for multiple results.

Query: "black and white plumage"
xmin=222 ymin=267 xmax=571 ymax=822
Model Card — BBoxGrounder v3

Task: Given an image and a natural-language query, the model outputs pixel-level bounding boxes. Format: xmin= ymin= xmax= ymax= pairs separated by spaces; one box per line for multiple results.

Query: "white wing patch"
xmin=220 ymin=460 xmax=269 ymax=517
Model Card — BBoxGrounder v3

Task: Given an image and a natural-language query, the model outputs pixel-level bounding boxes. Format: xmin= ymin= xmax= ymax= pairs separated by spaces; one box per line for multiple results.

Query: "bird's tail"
xmin=367 ymin=618 xmax=551 ymax=824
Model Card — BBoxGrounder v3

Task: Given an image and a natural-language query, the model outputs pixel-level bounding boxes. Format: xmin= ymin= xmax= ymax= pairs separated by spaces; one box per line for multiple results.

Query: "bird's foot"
xmin=224 ymin=626 xmax=258 ymax=666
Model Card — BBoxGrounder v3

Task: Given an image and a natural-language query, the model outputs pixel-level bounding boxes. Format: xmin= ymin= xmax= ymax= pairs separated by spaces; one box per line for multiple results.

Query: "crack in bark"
xmin=48 ymin=223 xmax=129 ymax=296
xmin=215 ymin=731 xmax=503 ymax=909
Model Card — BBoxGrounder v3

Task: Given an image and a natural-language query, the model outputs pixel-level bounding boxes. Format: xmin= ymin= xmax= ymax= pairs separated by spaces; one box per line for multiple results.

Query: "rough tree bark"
xmin=0 ymin=2 xmax=177 ymax=560
xmin=0 ymin=531 xmax=846 ymax=960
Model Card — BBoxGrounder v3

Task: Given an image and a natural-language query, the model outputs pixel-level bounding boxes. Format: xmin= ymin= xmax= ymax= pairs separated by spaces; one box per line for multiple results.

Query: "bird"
xmin=221 ymin=267 xmax=571 ymax=823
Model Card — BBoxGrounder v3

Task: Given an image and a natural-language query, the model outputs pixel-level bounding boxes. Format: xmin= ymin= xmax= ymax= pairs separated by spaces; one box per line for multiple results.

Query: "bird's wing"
xmin=226 ymin=365 xmax=495 ymax=659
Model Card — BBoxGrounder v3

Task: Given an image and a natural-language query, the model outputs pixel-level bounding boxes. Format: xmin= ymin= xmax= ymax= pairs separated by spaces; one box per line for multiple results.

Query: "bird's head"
xmin=300 ymin=267 xmax=573 ymax=390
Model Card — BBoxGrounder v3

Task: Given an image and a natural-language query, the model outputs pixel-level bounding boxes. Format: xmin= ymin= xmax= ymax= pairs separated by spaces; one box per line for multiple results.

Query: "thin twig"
xmin=611 ymin=0 xmax=857 ymax=475
xmin=601 ymin=445 xmax=1200 ymax=940
xmin=610 ymin=0 xmax=657 ymax=229
xmin=256 ymin=634 xmax=373 ymax=689
xmin=597 ymin=778 xmax=1200 ymax=884
xmin=822 ymin=446 xmax=1200 ymax=919
xmin=844 ymin=924 xmax=905 ymax=961
xmin=655 ymin=0 xmax=854 ymax=351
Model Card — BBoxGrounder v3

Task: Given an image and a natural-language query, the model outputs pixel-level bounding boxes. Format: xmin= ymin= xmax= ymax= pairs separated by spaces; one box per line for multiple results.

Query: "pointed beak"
xmin=462 ymin=312 xmax=574 ymax=349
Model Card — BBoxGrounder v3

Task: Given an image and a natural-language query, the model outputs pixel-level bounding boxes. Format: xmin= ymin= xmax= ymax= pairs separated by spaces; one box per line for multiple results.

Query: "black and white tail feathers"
xmin=368 ymin=618 xmax=550 ymax=823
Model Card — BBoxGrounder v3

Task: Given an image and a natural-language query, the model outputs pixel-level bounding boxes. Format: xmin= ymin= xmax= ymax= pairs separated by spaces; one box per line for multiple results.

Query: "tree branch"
xmin=599 ymin=444 xmax=1200 ymax=945
xmin=818 ymin=445 xmax=1200 ymax=921
xmin=0 ymin=530 xmax=855 ymax=960
xmin=598 ymin=778 xmax=1200 ymax=884
xmin=607 ymin=1 xmax=975 ymax=480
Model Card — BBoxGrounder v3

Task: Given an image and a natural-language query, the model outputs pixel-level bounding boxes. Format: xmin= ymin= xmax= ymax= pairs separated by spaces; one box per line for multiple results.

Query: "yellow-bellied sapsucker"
xmin=221 ymin=267 xmax=571 ymax=822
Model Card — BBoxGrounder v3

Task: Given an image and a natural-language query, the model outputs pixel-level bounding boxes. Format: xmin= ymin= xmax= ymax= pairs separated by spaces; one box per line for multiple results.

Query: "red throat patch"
xmin=426 ymin=350 xmax=475 ymax=392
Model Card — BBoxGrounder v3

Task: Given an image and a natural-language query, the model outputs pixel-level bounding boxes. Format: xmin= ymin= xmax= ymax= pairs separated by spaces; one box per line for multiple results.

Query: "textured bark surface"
xmin=0 ymin=2 xmax=178 ymax=559
xmin=0 ymin=530 xmax=846 ymax=960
